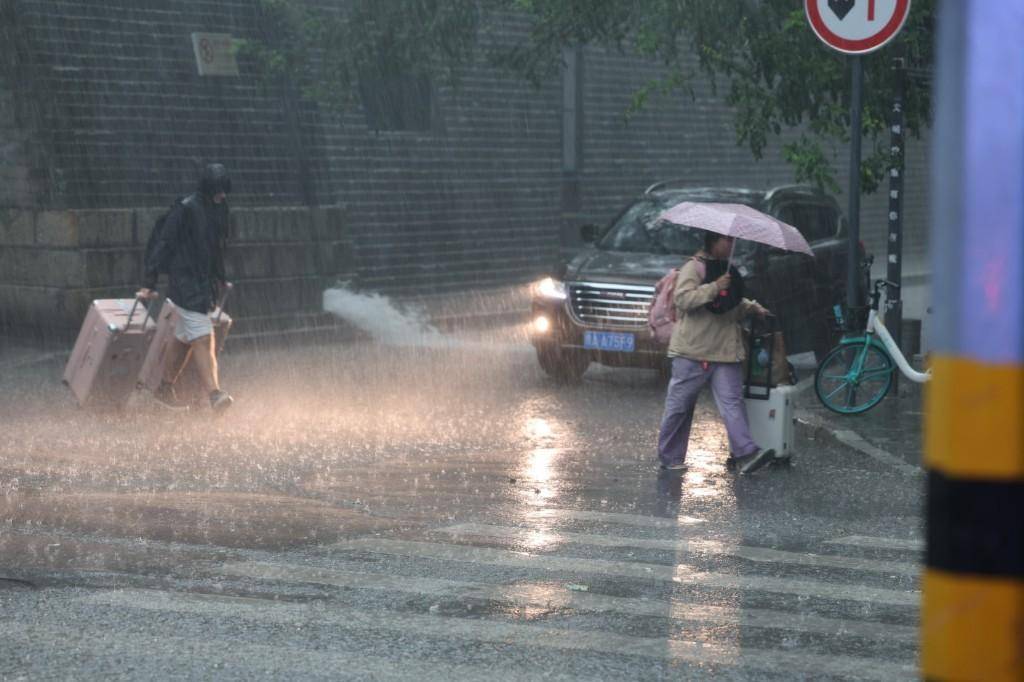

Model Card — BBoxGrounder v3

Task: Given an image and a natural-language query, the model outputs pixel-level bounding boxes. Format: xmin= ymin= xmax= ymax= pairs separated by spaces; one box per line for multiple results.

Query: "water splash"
xmin=323 ymin=287 xmax=451 ymax=348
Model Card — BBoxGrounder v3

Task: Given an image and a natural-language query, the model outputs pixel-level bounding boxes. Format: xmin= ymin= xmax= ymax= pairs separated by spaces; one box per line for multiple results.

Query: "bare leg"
xmin=188 ymin=332 xmax=219 ymax=394
xmin=163 ymin=338 xmax=191 ymax=384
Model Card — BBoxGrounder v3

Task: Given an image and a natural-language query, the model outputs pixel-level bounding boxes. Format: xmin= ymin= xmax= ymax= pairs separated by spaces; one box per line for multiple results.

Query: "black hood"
xmin=198 ymin=163 xmax=232 ymax=197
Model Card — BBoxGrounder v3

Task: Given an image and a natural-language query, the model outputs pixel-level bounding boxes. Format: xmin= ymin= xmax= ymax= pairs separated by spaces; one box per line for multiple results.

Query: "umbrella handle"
xmin=727 ymin=238 xmax=739 ymax=270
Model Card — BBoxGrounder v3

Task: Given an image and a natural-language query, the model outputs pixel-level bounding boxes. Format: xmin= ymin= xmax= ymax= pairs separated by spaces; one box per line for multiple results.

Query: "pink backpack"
xmin=648 ymin=259 xmax=705 ymax=344
xmin=648 ymin=268 xmax=679 ymax=344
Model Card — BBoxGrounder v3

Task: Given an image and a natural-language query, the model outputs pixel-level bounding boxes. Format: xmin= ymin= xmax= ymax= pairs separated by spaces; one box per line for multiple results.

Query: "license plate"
xmin=583 ymin=331 xmax=635 ymax=352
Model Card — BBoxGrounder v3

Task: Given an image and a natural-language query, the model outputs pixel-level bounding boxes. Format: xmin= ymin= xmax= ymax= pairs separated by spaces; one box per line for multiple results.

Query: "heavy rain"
xmin=2 ymin=1 xmax=1022 ymax=680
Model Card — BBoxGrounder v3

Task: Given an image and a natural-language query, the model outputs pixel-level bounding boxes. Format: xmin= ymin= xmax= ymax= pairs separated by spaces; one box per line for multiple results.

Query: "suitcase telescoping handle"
xmin=214 ymin=281 xmax=233 ymax=324
xmin=744 ymin=312 xmax=778 ymax=401
xmin=122 ymin=293 xmax=160 ymax=332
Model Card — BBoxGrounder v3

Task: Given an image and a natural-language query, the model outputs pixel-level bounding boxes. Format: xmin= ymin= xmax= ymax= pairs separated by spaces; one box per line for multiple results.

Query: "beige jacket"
xmin=667 ymin=251 xmax=760 ymax=363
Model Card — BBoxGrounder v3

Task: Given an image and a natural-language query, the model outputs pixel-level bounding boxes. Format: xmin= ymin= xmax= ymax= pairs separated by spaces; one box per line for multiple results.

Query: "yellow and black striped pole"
xmin=923 ymin=2 xmax=1024 ymax=679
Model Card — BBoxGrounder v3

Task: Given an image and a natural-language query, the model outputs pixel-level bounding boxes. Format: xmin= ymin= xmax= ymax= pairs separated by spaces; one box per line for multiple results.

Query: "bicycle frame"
xmin=864 ymin=309 xmax=930 ymax=383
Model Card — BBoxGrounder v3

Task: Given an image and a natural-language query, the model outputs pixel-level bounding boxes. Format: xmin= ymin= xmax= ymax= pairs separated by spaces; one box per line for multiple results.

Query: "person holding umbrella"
xmin=654 ymin=202 xmax=813 ymax=475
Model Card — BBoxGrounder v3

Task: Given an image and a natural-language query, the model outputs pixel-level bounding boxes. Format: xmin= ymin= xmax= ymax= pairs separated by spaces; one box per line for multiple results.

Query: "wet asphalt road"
xmin=0 ymin=324 xmax=923 ymax=680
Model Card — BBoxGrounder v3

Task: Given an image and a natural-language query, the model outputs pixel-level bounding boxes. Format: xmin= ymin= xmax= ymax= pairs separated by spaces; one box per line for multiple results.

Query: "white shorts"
xmin=174 ymin=308 xmax=213 ymax=343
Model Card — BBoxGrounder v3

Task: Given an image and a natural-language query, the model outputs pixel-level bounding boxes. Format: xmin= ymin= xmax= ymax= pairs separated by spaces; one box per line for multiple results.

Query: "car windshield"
xmin=597 ymin=198 xmax=705 ymax=255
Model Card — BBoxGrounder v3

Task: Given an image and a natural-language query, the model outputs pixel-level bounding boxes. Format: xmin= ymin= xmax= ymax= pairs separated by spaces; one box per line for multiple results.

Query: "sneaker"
xmin=153 ymin=382 xmax=187 ymax=411
xmin=209 ymin=389 xmax=234 ymax=413
xmin=725 ymin=456 xmax=738 ymax=471
xmin=659 ymin=462 xmax=687 ymax=472
xmin=739 ymin=448 xmax=776 ymax=475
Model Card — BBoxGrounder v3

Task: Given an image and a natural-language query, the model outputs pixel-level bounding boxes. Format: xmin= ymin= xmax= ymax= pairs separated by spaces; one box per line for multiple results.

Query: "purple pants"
xmin=657 ymin=357 xmax=759 ymax=466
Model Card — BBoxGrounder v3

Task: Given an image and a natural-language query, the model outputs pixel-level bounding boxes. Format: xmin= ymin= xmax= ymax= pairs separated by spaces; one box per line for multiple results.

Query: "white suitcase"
xmin=744 ymin=384 xmax=796 ymax=460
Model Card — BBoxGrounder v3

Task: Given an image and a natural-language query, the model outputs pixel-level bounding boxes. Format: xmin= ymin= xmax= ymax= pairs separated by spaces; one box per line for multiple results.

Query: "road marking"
xmin=219 ymin=560 xmax=918 ymax=643
xmin=330 ymin=538 xmax=919 ymax=606
xmin=522 ymin=508 xmax=706 ymax=528
xmin=80 ymin=589 xmax=917 ymax=679
xmin=827 ymin=535 xmax=924 ymax=552
xmin=440 ymin=523 xmax=919 ymax=576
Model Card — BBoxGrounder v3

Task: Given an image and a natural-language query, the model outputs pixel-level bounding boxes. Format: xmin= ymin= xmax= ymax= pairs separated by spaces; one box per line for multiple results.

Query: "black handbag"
xmin=701 ymin=258 xmax=744 ymax=314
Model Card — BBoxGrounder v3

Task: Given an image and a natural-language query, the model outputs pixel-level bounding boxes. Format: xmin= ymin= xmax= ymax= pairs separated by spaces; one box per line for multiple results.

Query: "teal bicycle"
xmin=815 ymin=279 xmax=931 ymax=414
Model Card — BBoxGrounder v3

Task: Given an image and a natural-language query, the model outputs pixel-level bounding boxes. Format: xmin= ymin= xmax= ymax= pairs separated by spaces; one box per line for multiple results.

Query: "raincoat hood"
xmin=198 ymin=163 xmax=232 ymax=197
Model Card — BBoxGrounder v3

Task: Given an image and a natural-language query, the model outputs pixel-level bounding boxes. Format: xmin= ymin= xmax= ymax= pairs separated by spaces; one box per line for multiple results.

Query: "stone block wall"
xmin=0 ymin=205 xmax=354 ymax=340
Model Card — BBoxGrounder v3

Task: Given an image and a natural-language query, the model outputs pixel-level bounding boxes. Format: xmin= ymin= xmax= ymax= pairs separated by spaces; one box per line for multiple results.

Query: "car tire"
xmin=536 ymin=344 xmax=589 ymax=383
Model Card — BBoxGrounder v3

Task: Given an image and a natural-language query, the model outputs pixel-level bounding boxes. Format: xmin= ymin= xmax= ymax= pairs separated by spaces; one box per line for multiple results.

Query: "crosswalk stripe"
xmin=81 ymin=589 xmax=917 ymax=679
xmin=330 ymin=538 xmax=920 ymax=606
xmin=219 ymin=560 xmax=918 ymax=643
xmin=522 ymin=508 xmax=707 ymax=528
xmin=441 ymin=523 xmax=920 ymax=576
xmin=827 ymin=535 xmax=924 ymax=552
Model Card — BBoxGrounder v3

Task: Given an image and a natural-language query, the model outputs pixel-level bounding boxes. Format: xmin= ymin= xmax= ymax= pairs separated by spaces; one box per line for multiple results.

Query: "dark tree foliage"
xmin=241 ymin=0 xmax=934 ymax=193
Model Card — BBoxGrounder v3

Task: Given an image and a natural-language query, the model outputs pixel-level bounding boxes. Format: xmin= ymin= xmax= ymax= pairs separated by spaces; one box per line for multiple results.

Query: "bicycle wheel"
xmin=815 ymin=343 xmax=894 ymax=414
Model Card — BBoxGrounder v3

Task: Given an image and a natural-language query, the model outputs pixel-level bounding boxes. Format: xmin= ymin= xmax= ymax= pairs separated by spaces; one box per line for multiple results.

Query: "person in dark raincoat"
xmin=137 ymin=163 xmax=234 ymax=412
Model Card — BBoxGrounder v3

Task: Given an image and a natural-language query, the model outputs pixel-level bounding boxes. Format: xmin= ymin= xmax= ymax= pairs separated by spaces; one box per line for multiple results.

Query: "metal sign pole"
xmin=846 ymin=56 xmax=864 ymax=311
xmin=885 ymin=56 xmax=906 ymax=391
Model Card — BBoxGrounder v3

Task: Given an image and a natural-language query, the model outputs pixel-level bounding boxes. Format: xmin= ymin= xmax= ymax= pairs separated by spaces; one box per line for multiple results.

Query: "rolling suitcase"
xmin=137 ymin=285 xmax=233 ymax=402
xmin=745 ymin=384 xmax=797 ymax=460
xmin=744 ymin=316 xmax=795 ymax=462
xmin=63 ymin=298 xmax=156 ymax=408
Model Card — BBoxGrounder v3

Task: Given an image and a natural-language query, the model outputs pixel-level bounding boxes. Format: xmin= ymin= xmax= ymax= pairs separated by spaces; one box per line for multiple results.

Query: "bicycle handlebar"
xmin=873 ymin=279 xmax=901 ymax=292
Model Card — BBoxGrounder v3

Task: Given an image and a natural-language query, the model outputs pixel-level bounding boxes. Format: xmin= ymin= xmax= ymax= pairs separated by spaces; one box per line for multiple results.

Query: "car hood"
xmin=566 ymin=249 xmax=689 ymax=285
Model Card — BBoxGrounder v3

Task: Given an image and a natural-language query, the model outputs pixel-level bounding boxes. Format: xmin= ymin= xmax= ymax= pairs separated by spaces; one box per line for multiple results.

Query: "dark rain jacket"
xmin=143 ymin=193 xmax=229 ymax=314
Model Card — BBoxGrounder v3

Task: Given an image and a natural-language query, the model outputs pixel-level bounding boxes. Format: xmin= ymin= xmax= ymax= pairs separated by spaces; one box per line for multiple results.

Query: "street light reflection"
xmin=526 ymin=447 xmax=558 ymax=483
xmin=520 ymin=528 xmax=560 ymax=550
xmin=524 ymin=417 xmax=553 ymax=440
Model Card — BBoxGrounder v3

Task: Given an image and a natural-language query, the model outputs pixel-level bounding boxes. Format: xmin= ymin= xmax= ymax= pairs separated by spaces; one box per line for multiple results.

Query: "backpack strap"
xmin=691 ymin=255 xmax=706 ymax=281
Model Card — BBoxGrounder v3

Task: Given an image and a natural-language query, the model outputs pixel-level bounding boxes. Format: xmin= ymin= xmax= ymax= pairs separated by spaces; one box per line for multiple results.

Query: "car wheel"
xmin=536 ymin=344 xmax=589 ymax=383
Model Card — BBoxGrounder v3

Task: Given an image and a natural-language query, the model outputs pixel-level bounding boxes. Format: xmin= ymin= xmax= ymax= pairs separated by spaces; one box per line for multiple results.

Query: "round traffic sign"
xmin=805 ymin=0 xmax=911 ymax=54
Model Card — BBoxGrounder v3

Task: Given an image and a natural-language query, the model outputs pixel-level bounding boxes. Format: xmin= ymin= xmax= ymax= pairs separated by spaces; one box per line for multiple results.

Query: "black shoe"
xmin=659 ymin=462 xmax=687 ymax=472
xmin=739 ymin=448 xmax=776 ymax=475
xmin=725 ymin=456 xmax=738 ymax=471
xmin=209 ymin=389 xmax=233 ymax=413
xmin=153 ymin=382 xmax=187 ymax=411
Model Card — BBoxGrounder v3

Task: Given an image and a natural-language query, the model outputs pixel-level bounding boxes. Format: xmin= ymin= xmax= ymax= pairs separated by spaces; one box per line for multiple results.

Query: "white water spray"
xmin=323 ymin=287 xmax=453 ymax=348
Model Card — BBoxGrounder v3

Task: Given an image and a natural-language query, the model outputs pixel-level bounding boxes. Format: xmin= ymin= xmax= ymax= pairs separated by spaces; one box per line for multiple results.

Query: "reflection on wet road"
xmin=0 ymin=323 xmax=922 ymax=679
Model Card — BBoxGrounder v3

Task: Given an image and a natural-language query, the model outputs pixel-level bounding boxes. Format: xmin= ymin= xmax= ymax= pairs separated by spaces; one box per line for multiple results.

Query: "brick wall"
xmin=0 ymin=1 xmax=931 ymax=335
xmin=0 ymin=79 xmax=25 ymax=207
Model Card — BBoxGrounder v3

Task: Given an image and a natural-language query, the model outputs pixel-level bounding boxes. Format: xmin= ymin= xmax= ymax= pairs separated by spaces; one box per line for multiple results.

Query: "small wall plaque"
xmin=191 ymin=33 xmax=239 ymax=77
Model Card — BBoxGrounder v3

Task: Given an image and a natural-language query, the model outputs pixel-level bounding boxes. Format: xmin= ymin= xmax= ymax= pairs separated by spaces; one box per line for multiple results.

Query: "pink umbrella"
xmin=657 ymin=202 xmax=813 ymax=261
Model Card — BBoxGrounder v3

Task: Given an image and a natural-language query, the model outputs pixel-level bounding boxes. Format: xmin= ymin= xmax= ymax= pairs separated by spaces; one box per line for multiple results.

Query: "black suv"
xmin=529 ymin=183 xmax=867 ymax=381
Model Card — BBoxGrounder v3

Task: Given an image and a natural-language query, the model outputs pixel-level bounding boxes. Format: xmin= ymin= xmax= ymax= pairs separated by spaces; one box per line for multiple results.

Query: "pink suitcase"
xmin=63 ymin=298 xmax=157 ymax=408
xmin=137 ymin=296 xmax=233 ymax=400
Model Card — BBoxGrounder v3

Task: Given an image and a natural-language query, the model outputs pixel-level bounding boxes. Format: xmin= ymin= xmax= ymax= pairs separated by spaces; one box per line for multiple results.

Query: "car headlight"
xmin=534 ymin=277 xmax=567 ymax=300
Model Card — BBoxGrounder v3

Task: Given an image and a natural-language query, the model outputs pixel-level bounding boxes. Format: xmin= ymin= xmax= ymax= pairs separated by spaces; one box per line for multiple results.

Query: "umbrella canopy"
xmin=657 ymin=201 xmax=813 ymax=256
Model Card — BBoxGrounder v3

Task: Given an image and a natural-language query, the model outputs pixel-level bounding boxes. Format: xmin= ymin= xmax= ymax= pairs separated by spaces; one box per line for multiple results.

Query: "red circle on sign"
xmin=805 ymin=0 xmax=911 ymax=54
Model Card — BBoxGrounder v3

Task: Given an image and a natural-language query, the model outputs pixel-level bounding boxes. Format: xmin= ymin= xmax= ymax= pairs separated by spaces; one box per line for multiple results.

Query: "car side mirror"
xmin=580 ymin=224 xmax=601 ymax=243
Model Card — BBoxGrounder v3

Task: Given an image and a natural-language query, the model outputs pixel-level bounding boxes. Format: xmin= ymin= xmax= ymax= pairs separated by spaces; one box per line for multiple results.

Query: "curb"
xmin=788 ymin=366 xmax=923 ymax=476
xmin=794 ymin=407 xmax=923 ymax=477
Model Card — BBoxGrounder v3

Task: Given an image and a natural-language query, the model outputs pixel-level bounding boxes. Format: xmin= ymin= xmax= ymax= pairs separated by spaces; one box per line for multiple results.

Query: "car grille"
xmin=568 ymin=281 xmax=655 ymax=329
